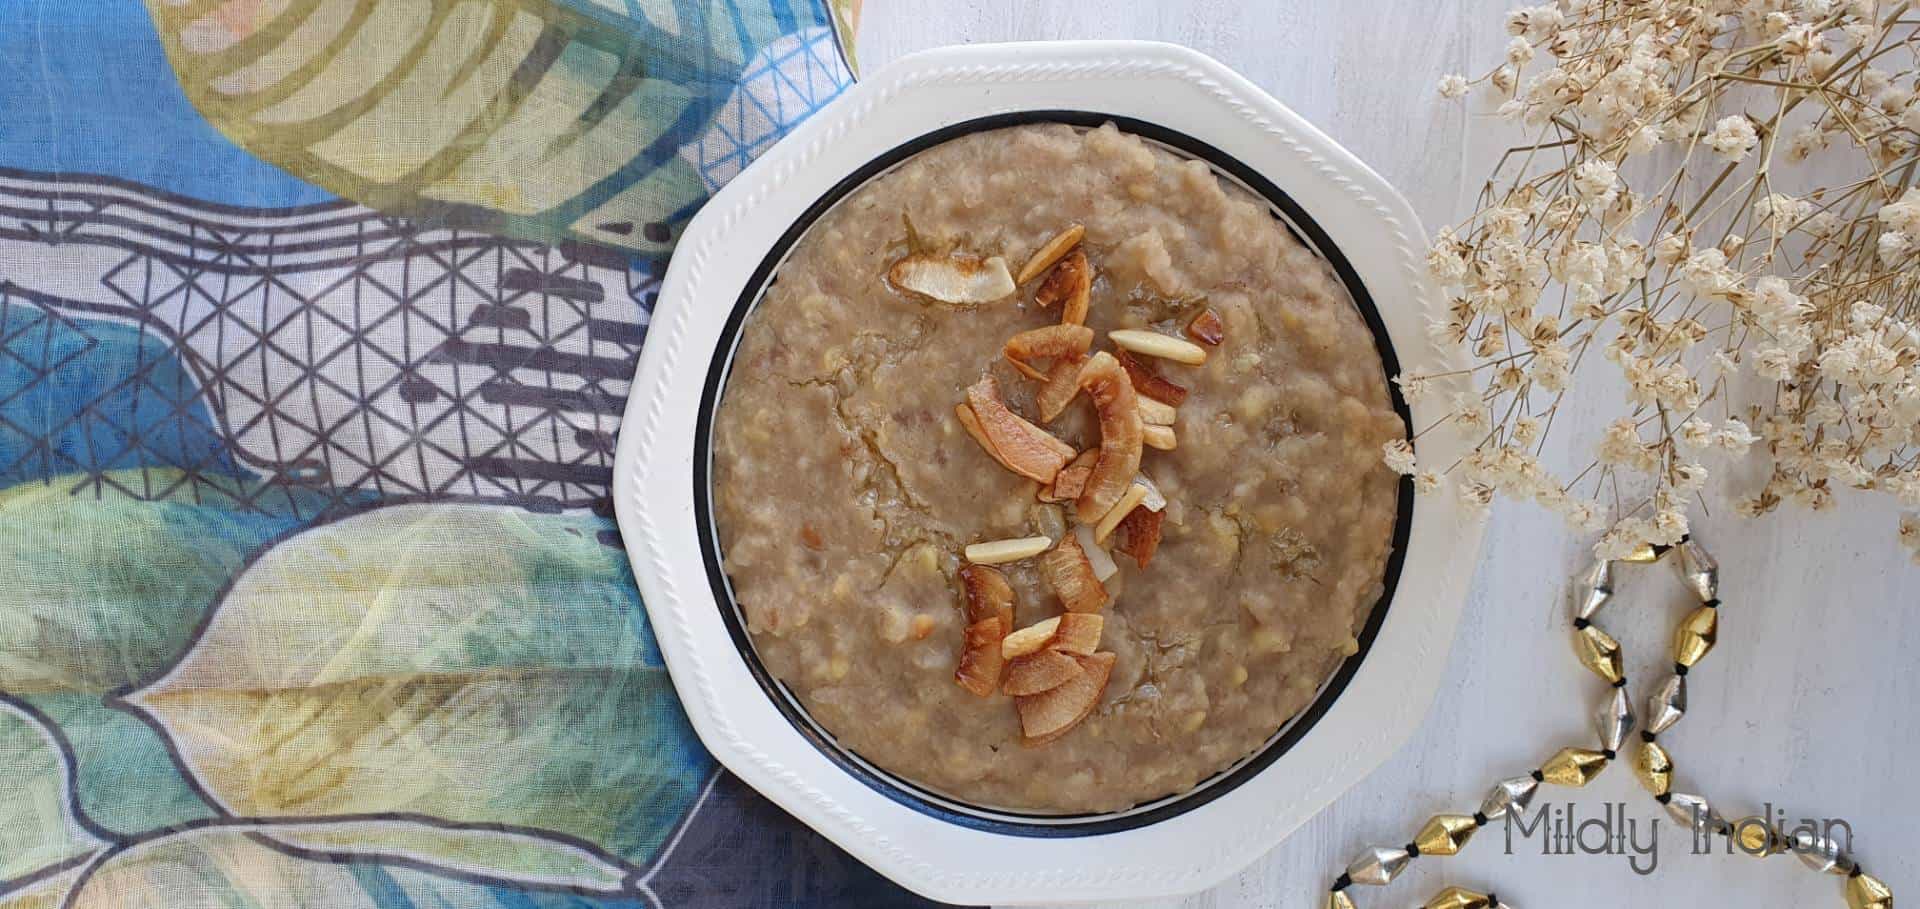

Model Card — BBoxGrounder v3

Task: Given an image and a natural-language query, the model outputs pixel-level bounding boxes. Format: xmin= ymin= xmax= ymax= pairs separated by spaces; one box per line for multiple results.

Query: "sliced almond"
xmin=1115 ymin=350 xmax=1189 ymax=405
xmin=1187 ymin=307 xmax=1226 ymax=346
xmin=889 ymin=252 xmax=1015 ymax=304
xmin=1116 ymin=506 xmax=1165 ymax=569
xmin=1002 ymin=649 xmax=1084 ymax=696
xmin=1133 ymin=474 xmax=1167 ymax=512
xmin=1073 ymin=352 xmax=1145 ymax=524
xmin=965 ymin=536 xmax=1053 ymax=565
xmin=1142 ymin=424 xmax=1177 ymax=450
xmin=1016 ymin=224 xmax=1086 ymax=285
xmin=1051 ymin=612 xmax=1105 ymax=656
xmin=1034 ymin=249 xmax=1090 ymax=309
xmin=1138 ymin=396 xmax=1177 ymax=425
xmin=1039 ymin=534 xmax=1110 ymax=613
xmin=965 ymin=376 xmax=1073 ymax=481
xmin=959 ymin=564 xmax=1015 ymax=633
xmin=1093 ymin=482 xmax=1149 ymax=544
xmin=1018 ymin=651 xmax=1115 ymax=745
xmin=1001 ymin=616 xmax=1063 ymax=660
xmin=1110 ymin=329 xmax=1208 ymax=365
xmin=1074 ymin=522 xmax=1119 ymax=581
xmin=1041 ymin=450 xmax=1097 ymax=502
xmin=954 ymin=617 xmax=1007 ymax=697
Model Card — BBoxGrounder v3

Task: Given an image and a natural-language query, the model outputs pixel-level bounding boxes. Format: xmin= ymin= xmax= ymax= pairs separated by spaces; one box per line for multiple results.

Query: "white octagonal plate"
xmin=613 ymin=39 xmax=1481 ymax=906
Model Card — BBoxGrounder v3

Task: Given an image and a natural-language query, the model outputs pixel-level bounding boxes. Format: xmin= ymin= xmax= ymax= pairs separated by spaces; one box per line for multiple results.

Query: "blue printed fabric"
xmin=0 ymin=1 xmax=944 ymax=906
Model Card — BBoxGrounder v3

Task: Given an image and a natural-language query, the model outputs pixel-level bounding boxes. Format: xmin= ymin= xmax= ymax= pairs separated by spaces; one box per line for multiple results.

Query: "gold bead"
xmin=1326 ymin=890 xmax=1357 ymax=909
xmin=1847 ymin=872 xmax=1893 ymax=909
xmin=1541 ymin=746 xmax=1609 ymax=787
xmin=1574 ymin=623 xmax=1625 ymax=683
xmin=1621 ymin=541 xmax=1663 ymax=563
xmin=1634 ymin=740 xmax=1672 ymax=796
xmin=1734 ymin=821 xmax=1782 ymax=856
xmin=1424 ymin=886 xmax=1492 ymax=909
xmin=1414 ymin=813 xmax=1479 ymax=856
xmin=1673 ymin=605 xmax=1719 ymax=667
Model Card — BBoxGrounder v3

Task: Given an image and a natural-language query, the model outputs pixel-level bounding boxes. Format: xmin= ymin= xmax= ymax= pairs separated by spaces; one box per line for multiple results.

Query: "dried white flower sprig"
xmin=1398 ymin=0 xmax=1920 ymax=563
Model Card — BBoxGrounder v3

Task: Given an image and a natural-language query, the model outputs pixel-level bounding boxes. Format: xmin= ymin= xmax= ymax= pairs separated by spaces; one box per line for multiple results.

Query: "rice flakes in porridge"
xmin=711 ymin=122 xmax=1403 ymax=812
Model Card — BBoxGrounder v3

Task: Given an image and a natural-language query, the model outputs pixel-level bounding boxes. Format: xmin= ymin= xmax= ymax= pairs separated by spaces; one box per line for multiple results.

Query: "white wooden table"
xmin=857 ymin=4 xmax=1919 ymax=907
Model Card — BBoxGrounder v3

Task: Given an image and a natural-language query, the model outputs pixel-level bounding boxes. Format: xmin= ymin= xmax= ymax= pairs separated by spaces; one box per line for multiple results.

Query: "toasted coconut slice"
xmin=1039 ymin=534 xmax=1110 ymax=613
xmin=969 ymin=375 xmax=1073 ymax=453
xmin=1041 ymin=450 xmax=1097 ymax=502
xmin=1018 ymin=651 xmax=1115 ymax=745
xmin=1072 ymin=352 xmax=1145 ymax=523
xmin=1004 ymin=355 xmax=1046 ymax=382
xmin=1093 ymin=482 xmax=1149 ymax=544
xmin=954 ymin=617 xmax=1006 ymax=697
xmin=1050 ymin=612 xmax=1105 ymax=656
xmin=1110 ymin=329 xmax=1208 ymax=365
xmin=1142 ymin=424 xmax=1177 ymax=450
xmin=889 ymin=252 xmax=1015 ymax=304
xmin=1115 ymin=350 xmax=1189 ymax=406
xmin=1001 ymin=616 xmax=1062 ymax=660
xmin=1061 ymin=277 xmax=1092 ymax=326
xmin=1034 ymin=355 xmax=1086 ymax=422
xmin=955 ymin=403 xmax=995 ymax=454
xmin=1035 ymin=249 xmax=1093 ymax=325
xmin=1187 ymin=307 xmax=1226 ymax=346
xmin=1116 ymin=506 xmax=1165 ymax=569
xmin=964 ymin=536 xmax=1053 ymax=565
xmin=964 ymin=377 xmax=1072 ymax=482
xmin=1002 ymin=649 xmax=1084 ymax=696
xmin=1138 ymin=396 xmax=1177 ymax=425
xmin=959 ymin=564 xmax=1016 ymax=633
xmin=1004 ymin=324 xmax=1094 ymax=373
xmin=1016 ymin=224 xmax=1086 ymax=285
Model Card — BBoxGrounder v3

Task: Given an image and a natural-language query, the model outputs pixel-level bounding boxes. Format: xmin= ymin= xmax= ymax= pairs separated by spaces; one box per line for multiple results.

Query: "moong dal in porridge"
xmin=710 ymin=123 xmax=1403 ymax=812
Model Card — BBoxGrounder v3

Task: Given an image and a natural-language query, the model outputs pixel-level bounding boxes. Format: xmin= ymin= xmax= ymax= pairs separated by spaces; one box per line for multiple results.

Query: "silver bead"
xmin=1345 ymin=845 xmax=1411 ymax=886
xmin=1479 ymin=775 xmax=1540 ymax=822
xmin=1573 ymin=559 xmax=1613 ymax=620
xmin=1791 ymin=830 xmax=1856 ymax=875
xmin=1595 ymin=686 xmax=1634 ymax=753
xmin=1646 ymin=673 xmax=1687 ymax=735
xmin=1675 ymin=538 xmax=1718 ymax=601
xmin=1665 ymin=792 xmax=1715 ymax=834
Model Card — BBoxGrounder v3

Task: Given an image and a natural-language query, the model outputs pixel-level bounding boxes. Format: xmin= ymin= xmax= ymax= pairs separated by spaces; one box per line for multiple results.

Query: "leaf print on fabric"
xmin=256 ymin=817 xmax=636 ymax=895
xmin=0 ymin=470 xmax=335 ymax=697
xmin=119 ymin=503 xmax=713 ymax=865
xmin=0 ymin=473 xmax=341 ymax=840
xmin=0 ymin=699 xmax=103 ymax=885
xmin=0 ymin=864 xmax=87 ymax=909
xmin=61 ymin=823 xmax=651 ymax=909
xmin=141 ymin=0 xmax=842 ymax=255
xmin=23 ymin=692 xmax=213 ymax=838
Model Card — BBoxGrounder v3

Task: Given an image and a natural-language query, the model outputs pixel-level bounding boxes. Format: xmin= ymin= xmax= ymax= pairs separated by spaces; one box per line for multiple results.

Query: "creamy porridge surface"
xmin=711 ymin=123 xmax=1404 ymax=812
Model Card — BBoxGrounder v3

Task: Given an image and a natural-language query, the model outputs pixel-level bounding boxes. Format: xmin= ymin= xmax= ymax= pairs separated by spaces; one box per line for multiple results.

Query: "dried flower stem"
xmin=1402 ymin=0 xmax=1920 ymax=561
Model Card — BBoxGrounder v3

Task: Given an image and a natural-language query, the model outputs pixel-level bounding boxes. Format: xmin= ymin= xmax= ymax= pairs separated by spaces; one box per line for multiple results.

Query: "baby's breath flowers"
xmin=1397 ymin=0 xmax=1920 ymax=563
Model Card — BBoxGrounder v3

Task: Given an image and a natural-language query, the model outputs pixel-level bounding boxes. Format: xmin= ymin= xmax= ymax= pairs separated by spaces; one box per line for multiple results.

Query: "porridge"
xmin=710 ymin=123 xmax=1403 ymax=812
